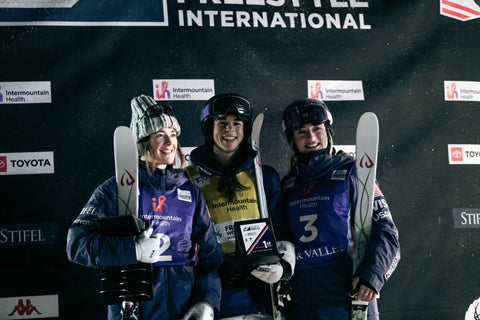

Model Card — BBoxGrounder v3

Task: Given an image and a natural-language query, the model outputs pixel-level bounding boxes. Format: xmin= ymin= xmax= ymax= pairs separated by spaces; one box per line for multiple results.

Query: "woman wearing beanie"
xmin=185 ymin=93 xmax=295 ymax=320
xmin=66 ymin=95 xmax=222 ymax=320
xmin=280 ymin=99 xmax=400 ymax=320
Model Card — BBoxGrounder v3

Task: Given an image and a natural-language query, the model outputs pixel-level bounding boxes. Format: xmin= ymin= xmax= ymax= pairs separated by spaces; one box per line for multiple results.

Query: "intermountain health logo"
xmin=153 ymin=79 xmax=215 ymax=101
xmin=445 ymin=81 xmax=480 ymax=101
xmin=0 ymin=82 xmax=51 ymax=104
xmin=308 ymin=80 xmax=364 ymax=101
xmin=441 ymin=0 xmax=480 ymax=21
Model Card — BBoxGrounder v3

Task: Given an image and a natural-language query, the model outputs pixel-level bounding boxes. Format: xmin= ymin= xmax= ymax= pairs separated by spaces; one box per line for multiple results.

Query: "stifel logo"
xmin=8 ymin=298 xmax=42 ymax=316
xmin=0 ymin=156 xmax=6 ymax=172
xmin=451 ymin=147 xmax=463 ymax=161
xmin=359 ymin=153 xmax=375 ymax=168
xmin=120 ymin=169 xmax=135 ymax=186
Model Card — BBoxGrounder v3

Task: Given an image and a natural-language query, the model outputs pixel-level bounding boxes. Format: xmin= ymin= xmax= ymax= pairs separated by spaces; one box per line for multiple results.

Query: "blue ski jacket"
xmin=187 ymin=144 xmax=295 ymax=319
xmin=282 ymin=150 xmax=400 ymax=320
xmin=66 ymin=163 xmax=223 ymax=320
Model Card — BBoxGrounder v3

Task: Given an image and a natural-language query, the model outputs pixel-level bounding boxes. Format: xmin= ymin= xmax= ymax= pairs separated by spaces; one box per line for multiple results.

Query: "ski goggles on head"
xmin=200 ymin=94 xmax=252 ymax=122
xmin=282 ymin=102 xmax=331 ymax=132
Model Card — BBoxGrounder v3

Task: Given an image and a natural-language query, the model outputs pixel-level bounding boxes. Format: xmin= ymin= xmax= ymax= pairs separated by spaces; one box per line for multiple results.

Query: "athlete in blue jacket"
xmin=66 ymin=95 xmax=222 ymax=320
xmin=281 ymin=99 xmax=400 ymax=320
xmin=186 ymin=93 xmax=295 ymax=319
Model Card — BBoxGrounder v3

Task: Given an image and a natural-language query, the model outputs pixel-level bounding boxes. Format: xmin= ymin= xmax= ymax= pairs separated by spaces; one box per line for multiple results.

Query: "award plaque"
xmin=234 ymin=218 xmax=282 ymax=266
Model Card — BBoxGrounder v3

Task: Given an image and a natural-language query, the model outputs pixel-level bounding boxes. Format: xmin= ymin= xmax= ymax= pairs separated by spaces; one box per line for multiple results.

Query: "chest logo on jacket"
xmin=152 ymin=196 xmax=167 ymax=212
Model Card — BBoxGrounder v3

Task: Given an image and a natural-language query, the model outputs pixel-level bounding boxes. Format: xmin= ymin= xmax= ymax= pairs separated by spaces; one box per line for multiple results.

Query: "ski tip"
xmin=360 ymin=112 xmax=378 ymax=122
xmin=114 ymin=126 xmax=132 ymax=135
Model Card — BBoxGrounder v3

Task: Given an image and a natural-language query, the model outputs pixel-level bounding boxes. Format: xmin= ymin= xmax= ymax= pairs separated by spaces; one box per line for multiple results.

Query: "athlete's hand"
xmin=180 ymin=302 xmax=214 ymax=320
xmin=251 ymin=263 xmax=283 ymax=284
xmin=352 ymin=277 xmax=377 ymax=302
xmin=135 ymin=228 xmax=160 ymax=263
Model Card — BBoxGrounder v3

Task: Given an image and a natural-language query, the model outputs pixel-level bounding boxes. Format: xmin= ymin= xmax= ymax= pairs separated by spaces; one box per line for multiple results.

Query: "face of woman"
xmin=292 ymin=123 xmax=328 ymax=154
xmin=149 ymin=128 xmax=177 ymax=168
xmin=213 ymin=114 xmax=244 ymax=156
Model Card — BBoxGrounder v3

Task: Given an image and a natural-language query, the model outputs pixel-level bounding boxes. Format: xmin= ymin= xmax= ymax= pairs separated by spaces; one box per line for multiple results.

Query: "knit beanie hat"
xmin=130 ymin=94 xmax=181 ymax=142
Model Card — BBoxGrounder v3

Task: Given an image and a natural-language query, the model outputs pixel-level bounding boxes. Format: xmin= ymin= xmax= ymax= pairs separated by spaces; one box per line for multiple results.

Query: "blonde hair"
xmin=137 ymin=136 xmax=185 ymax=176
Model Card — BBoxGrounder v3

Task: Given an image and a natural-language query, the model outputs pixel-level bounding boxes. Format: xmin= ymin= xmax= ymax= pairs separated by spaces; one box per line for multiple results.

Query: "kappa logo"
xmin=8 ymin=298 xmax=42 ymax=316
xmin=440 ymin=0 xmax=480 ymax=21
xmin=451 ymin=147 xmax=464 ymax=161
xmin=0 ymin=156 xmax=6 ymax=172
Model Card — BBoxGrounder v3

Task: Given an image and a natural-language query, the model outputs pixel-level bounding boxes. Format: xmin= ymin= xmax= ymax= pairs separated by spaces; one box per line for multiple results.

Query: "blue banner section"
xmin=0 ymin=0 xmax=167 ymax=25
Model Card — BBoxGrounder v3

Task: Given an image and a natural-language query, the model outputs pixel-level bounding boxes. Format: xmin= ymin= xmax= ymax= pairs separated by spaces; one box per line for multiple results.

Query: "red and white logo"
xmin=0 ymin=156 xmax=7 ymax=172
xmin=450 ymin=147 xmax=463 ymax=162
xmin=440 ymin=0 xmax=480 ymax=21
xmin=448 ymin=144 xmax=480 ymax=165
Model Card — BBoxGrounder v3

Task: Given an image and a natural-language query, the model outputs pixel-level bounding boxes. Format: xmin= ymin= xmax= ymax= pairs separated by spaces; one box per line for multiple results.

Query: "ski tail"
xmin=251 ymin=112 xmax=284 ymax=320
xmin=351 ymin=112 xmax=379 ymax=320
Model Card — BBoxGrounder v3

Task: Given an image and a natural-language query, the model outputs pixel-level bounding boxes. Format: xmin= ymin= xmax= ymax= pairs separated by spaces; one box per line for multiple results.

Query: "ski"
xmin=114 ymin=126 xmax=139 ymax=217
xmin=251 ymin=112 xmax=283 ymax=320
xmin=100 ymin=126 xmax=151 ymax=320
xmin=352 ymin=112 xmax=379 ymax=320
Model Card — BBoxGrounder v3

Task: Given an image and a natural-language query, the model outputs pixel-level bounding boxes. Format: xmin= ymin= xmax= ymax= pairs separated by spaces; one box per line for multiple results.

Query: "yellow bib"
xmin=186 ymin=166 xmax=261 ymax=255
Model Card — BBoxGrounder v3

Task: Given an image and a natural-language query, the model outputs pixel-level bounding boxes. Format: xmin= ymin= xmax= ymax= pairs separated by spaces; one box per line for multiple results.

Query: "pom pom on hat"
xmin=130 ymin=94 xmax=181 ymax=142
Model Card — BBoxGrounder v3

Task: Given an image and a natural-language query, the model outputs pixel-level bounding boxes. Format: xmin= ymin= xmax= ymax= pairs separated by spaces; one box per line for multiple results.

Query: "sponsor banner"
xmin=308 ymin=80 xmax=365 ymax=101
xmin=445 ymin=80 xmax=480 ymax=101
xmin=153 ymin=79 xmax=215 ymax=101
xmin=177 ymin=1 xmax=372 ymax=30
xmin=448 ymin=144 xmax=480 ymax=164
xmin=336 ymin=145 xmax=356 ymax=157
xmin=440 ymin=0 xmax=480 ymax=22
xmin=0 ymin=223 xmax=56 ymax=247
xmin=0 ymin=152 xmax=54 ymax=175
xmin=0 ymin=294 xmax=59 ymax=319
xmin=453 ymin=208 xmax=480 ymax=228
xmin=0 ymin=0 xmax=168 ymax=26
xmin=174 ymin=147 xmax=195 ymax=169
xmin=0 ymin=82 xmax=51 ymax=104
xmin=0 ymin=0 xmax=373 ymax=29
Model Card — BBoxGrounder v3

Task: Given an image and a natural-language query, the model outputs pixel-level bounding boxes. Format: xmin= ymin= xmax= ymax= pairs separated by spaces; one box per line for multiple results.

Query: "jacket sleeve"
xmin=190 ymin=186 xmax=223 ymax=313
xmin=354 ymin=182 xmax=401 ymax=294
xmin=65 ymin=177 xmax=138 ymax=268
xmin=262 ymin=165 xmax=296 ymax=278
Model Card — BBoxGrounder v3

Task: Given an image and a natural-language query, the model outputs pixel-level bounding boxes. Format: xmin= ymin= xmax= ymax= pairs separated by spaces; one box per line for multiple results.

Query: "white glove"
xmin=251 ymin=262 xmax=283 ymax=284
xmin=180 ymin=302 xmax=214 ymax=320
xmin=135 ymin=228 xmax=160 ymax=263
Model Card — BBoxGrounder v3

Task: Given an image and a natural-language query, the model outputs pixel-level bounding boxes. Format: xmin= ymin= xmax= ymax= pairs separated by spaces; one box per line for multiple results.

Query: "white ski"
xmin=114 ymin=126 xmax=139 ymax=217
xmin=251 ymin=112 xmax=283 ymax=320
xmin=352 ymin=112 xmax=379 ymax=320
